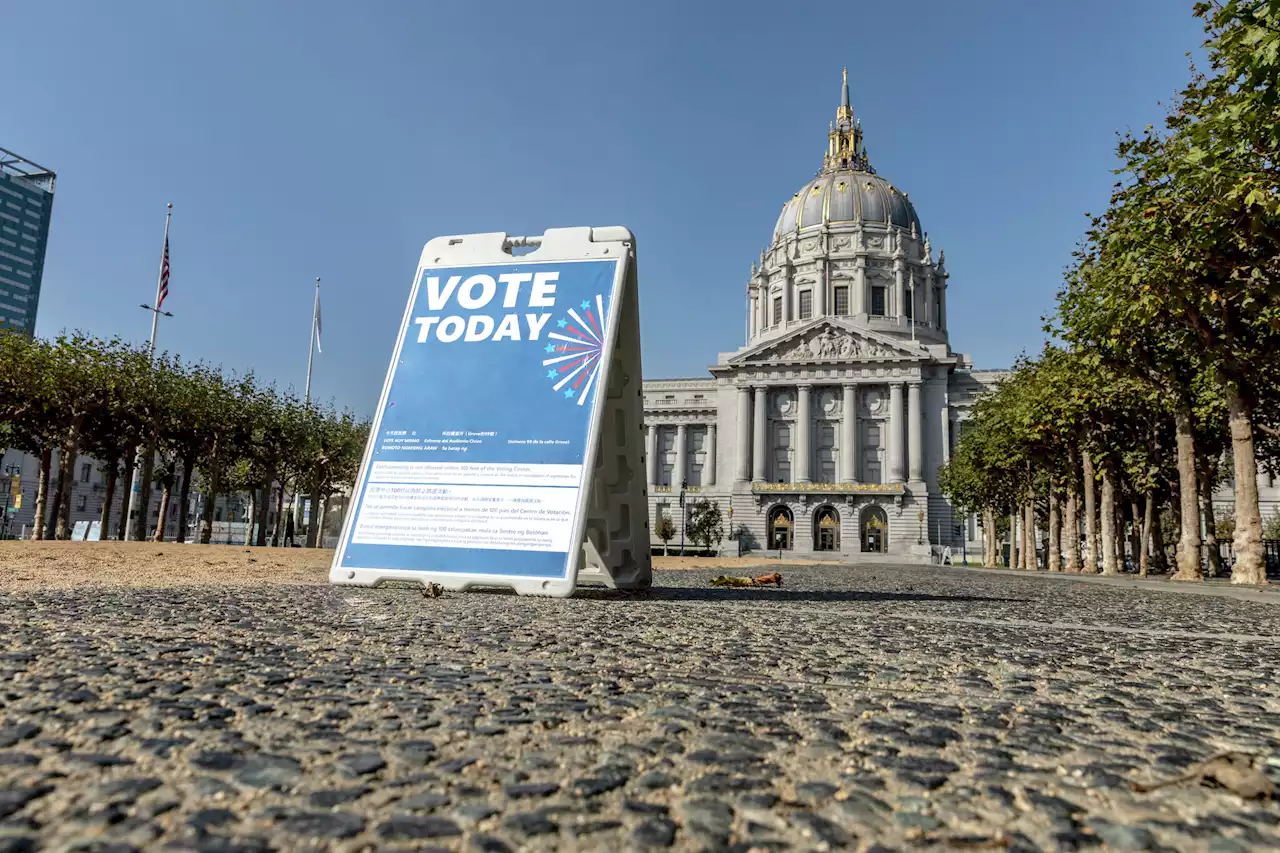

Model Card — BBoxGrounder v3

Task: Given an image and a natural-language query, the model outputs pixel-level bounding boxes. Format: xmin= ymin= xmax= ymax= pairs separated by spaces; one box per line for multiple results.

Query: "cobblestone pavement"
xmin=3 ymin=565 xmax=1280 ymax=853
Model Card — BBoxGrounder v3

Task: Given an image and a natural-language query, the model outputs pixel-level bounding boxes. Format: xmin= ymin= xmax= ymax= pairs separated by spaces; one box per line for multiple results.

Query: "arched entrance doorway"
xmin=767 ymin=506 xmax=793 ymax=550
xmin=861 ymin=506 xmax=888 ymax=553
xmin=814 ymin=506 xmax=840 ymax=552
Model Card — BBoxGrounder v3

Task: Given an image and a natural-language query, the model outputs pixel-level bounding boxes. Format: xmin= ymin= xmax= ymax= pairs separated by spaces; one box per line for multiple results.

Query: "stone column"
xmin=646 ymin=424 xmax=658 ymax=487
xmin=815 ymin=263 xmax=827 ymax=317
xmin=749 ymin=295 xmax=758 ymax=338
xmin=735 ymin=388 xmax=751 ymax=483
xmin=894 ymin=259 xmax=906 ymax=326
xmin=796 ymin=385 xmax=812 ymax=483
xmin=752 ymin=387 xmax=768 ymax=482
xmin=888 ymin=383 xmax=905 ymax=483
xmin=706 ymin=423 xmax=717 ymax=487
xmin=781 ymin=281 xmax=792 ymax=327
xmin=675 ymin=424 xmax=688 ymax=489
xmin=908 ymin=382 xmax=923 ymax=481
xmin=840 ymin=384 xmax=857 ymax=482
xmin=941 ymin=407 xmax=952 ymax=465
xmin=923 ymin=269 xmax=935 ymax=328
xmin=853 ymin=258 xmax=867 ymax=315
xmin=938 ymin=279 xmax=948 ymax=330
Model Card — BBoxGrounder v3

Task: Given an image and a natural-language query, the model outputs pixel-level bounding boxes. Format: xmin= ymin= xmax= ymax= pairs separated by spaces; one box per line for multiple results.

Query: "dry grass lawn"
xmin=0 ymin=541 xmax=841 ymax=590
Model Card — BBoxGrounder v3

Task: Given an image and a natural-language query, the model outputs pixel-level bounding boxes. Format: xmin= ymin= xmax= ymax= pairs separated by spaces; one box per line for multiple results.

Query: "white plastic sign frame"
xmin=330 ymin=226 xmax=651 ymax=597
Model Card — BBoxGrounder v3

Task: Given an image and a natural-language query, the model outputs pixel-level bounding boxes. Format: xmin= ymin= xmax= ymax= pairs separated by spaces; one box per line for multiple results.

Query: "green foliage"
xmin=653 ymin=512 xmax=676 ymax=545
xmin=0 ymin=329 xmax=367 ymax=542
xmin=1263 ymin=510 xmax=1280 ymax=541
xmin=686 ymin=499 xmax=724 ymax=553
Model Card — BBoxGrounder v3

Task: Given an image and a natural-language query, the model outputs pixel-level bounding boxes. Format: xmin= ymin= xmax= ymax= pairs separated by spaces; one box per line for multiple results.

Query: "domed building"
xmin=641 ymin=71 xmax=1002 ymax=560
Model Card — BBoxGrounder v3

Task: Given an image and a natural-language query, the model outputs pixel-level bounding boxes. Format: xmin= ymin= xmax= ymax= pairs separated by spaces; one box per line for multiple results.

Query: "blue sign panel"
xmin=337 ymin=258 xmax=620 ymax=581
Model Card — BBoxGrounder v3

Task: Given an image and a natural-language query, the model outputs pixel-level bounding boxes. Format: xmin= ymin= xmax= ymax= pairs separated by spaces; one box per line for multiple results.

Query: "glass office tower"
xmin=0 ymin=147 xmax=56 ymax=336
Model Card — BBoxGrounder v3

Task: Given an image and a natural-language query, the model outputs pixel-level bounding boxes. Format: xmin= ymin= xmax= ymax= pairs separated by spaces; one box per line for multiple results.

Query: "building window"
xmin=870 ymin=285 xmax=886 ymax=317
xmin=76 ymin=495 xmax=87 ymax=512
xmin=661 ymin=464 xmax=673 ymax=487
xmin=798 ymin=290 xmax=813 ymax=320
xmin=772 ymin=296 xmax=782 ymax=326
xmin=81 ymin=463 xmax=92 ymax=483
xmin=833 ymin=286 xmax=849 ymax=315
xmin=817 ymin=421 xmax=837 ymax=484
xmin=773 ymin=424 xmax=792 ymax=483
xmin=904 ymin=290 xmax=914 ymax=321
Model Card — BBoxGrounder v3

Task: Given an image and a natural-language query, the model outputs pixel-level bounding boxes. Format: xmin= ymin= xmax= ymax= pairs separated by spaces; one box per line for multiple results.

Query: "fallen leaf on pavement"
xmin=1131 ymin=752 xmax=1275 ymax=799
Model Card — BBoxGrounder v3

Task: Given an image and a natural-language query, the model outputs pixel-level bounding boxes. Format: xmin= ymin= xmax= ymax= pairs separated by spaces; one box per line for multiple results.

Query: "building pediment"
xmin=728 ymin=319 xmax=922 ymax=366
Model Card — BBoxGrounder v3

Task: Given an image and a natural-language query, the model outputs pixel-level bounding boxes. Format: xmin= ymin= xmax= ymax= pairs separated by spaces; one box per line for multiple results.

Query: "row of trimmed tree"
xmin=939 ymin=1 xmax=1280 ymax=584
xmin=0 ymin=331 xmax=368 ymax=545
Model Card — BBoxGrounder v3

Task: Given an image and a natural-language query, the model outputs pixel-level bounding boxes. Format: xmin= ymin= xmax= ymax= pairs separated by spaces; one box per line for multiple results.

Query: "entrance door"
xmin=768 ymin=506 xmax=793 ymax=550
xmin=861 ymin=506 xmax=888 ymax=553
xmin=814 ymin=506 xmax=840 ymax=551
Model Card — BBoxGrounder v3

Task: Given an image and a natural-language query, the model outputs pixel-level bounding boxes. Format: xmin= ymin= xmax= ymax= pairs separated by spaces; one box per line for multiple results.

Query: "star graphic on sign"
xmin=580 ymin=300 xmax=590 ymax=310
xmin=564 ymin=388 xmax=574 ymax=398
xmin=544 ymin=343 xmax=555 ymax=353
xmin=557 ymin=319 xmax=568 ymax=328
xmin=546 ymin=369 xmax=556 ymax=379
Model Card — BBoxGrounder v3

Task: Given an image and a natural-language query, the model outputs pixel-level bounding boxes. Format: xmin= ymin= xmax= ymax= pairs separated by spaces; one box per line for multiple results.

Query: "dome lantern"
xmin=772 ymin=70 xmax=922 ymax=243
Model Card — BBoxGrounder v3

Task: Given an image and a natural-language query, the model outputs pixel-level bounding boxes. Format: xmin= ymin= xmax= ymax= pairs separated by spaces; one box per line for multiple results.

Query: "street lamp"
xmin=679 ymin=479 xmax=688 ymax=555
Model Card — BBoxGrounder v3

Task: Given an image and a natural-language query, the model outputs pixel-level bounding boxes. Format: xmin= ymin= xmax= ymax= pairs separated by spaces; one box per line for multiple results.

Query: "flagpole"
xmin=305 ymin=277 xmax=319 ymax=404
xmin=148 ymin=205 xmax=173 ymax=356
xmin=125 ymin=203 xmax=173 ymax=541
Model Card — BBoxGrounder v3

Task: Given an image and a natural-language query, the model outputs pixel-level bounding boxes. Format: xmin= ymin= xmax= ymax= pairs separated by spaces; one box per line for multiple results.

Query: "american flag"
xmin=156 ymin=236 xmax=170 ymax=310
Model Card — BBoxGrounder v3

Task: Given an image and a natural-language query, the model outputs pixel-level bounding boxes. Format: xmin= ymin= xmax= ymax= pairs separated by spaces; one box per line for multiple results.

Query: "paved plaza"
xmin=1 ymin=564 xmax=1279 ymax=852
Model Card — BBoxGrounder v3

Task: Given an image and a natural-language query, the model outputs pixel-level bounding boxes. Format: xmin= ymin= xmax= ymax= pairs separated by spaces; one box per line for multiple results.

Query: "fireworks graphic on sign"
xmin=541 ymin=294 xmax=608 ymax=406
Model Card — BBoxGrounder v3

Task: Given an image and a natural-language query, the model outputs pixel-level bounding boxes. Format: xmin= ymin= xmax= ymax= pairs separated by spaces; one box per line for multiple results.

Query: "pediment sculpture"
xmin=767 ymin=326 xmax=896 ymax=362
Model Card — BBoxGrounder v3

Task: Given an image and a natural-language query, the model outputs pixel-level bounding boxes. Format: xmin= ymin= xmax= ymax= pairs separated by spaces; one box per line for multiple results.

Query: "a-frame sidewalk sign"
xmin=331 ymin=226 xmax=652 ymax=597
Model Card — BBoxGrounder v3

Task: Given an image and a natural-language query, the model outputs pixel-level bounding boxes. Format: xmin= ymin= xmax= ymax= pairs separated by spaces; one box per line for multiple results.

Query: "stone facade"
xmin=642 ymin=72 xmax=1005 ymax=561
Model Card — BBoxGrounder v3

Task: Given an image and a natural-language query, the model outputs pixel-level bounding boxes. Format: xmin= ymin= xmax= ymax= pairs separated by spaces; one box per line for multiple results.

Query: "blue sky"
xmin=5 ymin=0 xmax=1206 ymax=413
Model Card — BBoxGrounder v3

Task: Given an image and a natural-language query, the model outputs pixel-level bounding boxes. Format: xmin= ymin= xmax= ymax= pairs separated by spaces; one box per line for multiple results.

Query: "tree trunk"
xmin=116 ymin=454 xmax=134 ymax=541
xmin=1151 ymin=508 xmax=1169 ymax=573
xmin=1047 ymin=491 xmax=1061 ymax=571
xmin=32 ymin=447 xmax=51 ymax=541
xmin=1007 ymin=510 xmax=1018 ymax=568
xmin=256 ymin=479 xmax=273 ymax=547
xmin=244 ymin=490 xmax=257 ymax=546
xmin=175 ymin=459 xmax=193 ymax=544
xmin=293 ymin=481 xmax=307 ymax=541
xmin=1081 ymin=450 xmax=1098 ymax=573
xmin=1116 ymin=505 xmax=1127 ymax=570
xmin=983 ymin=508 xmax=997 ymax=567
xmin=1224 ymin=384 xmax=1266 ymax=584
xmin=199 ymin=463 xmax=221 ymax=545
xmin=1100 ymin=463 xmax=1119 ymax=575
xmin=99 ymin=458 xmax=118 ymax=541
xmin=134 ymin=442 xmax=157 ymax=542
xmin=1064 ymin=478 xmax=1081 ymax=572
xmin=1140 ymin=492 xmax=1154 ymax=577
xmin=153 ymin=481 xmax=172 ymax=541
xmin=1022 ymin=499 xmax=1035 ymax=569
xmin=47 ymin=443 xmax=68 ymax=541
xmin=1200 ymin=460 xmax=1221 ymax=578
xmin=1129 ymin=501 xmax=1142 ymax=575
xmin=1170 ymin=403 xmax=1204 ymax=580
xmin=307 ymin=490 xmax=321 ymax=547
xmin=56 ymin=429 xmax=82 ymax=540
xmin=271 ymin=482 xmax=286 ymax=546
